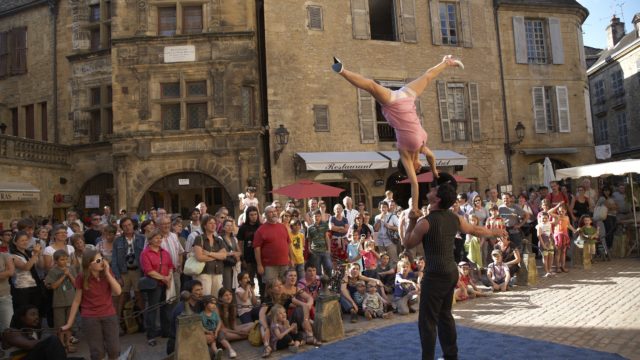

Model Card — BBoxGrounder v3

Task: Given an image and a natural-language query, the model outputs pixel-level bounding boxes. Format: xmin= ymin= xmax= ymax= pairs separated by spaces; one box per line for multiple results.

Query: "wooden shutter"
xmin=468 ymin=83 xmax=481 ymax=141
xmin=577 ymin=24 xmax=586 ymax=69
xmin=556 ymin=86 xmax=570 ymax=132
xmin=313 ymin=105 xmax=329 ymax=132
xmin=357 ymin=89 xmax=377 ymax=143
xmin=513 ymin=17 xmax=527 ymax=64
xmin=584 ymin=88 xmax=592 ymax=134
xmin=549 ymin=18 xmax=564 ymax=64
xmin=41 ymin=102 xmax=48 ymax=141
xmin=460 ymin=0 xmax=472 ymax=48
xmin=429 ymin=0 xmax=442 ymax=45
xmin=10 ymin=27 xmax=27 ymax=75
xmin=25 ymin=105 xmax=34 ymax=139
xmin=532 ymin=87 xmax=547 ymax=133
xmin=399 ymin=0 xmax=417 ymax=43
xmin=351 ymin=0 xmax=370 ymax=40
xmin=308 ymin=6 xmax=323 ymax=30
xmin=436 ymin=81 xmax=451 ymax=142
xmin=0 ymin=32 xmax=7 ymax=77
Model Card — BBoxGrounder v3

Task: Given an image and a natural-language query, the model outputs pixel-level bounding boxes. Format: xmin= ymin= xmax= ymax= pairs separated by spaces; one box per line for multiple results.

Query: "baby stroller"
xmin=596 ymin=232 xmax=612 ymax=261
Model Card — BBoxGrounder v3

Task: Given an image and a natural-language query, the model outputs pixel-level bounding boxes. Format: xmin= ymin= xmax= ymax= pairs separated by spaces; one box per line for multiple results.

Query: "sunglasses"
xmin=92 ymin=257 xmax=104 ymax=264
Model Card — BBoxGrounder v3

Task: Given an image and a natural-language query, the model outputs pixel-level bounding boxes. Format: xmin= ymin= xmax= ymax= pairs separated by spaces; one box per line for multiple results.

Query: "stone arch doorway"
xmin=138 ymin=172 xmax=233 ymax=218
xmin=78 ymin=173 xmax=114 ymax=215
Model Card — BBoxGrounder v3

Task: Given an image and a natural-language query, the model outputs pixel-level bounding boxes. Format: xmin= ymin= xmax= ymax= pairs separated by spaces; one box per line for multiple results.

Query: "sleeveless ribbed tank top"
xmin=423 ymin=210 xmax=460 ymax=274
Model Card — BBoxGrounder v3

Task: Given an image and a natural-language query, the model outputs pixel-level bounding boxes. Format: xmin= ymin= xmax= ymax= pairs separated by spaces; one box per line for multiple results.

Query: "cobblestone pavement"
xmin=73 ymin=258 xmax=640 ymax=359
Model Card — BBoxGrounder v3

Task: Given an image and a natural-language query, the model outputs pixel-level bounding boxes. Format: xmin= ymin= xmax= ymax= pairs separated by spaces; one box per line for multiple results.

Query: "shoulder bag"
xmin=138 ymin=250 xmax=162 ymax=291
xmin=386 ymin=214 xmax=400 ymax=244
xmin=184 ymin=236 xmax=207 ymax=276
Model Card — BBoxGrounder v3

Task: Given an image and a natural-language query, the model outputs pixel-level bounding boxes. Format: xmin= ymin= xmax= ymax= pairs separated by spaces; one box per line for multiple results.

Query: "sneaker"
xmin=69 ymin=336 xmax=80 ymax=344
xmin=350 ymin=311 xmax=358 ymax=323
xmin=229 ymin=349 xmax=237 ymax=359
xmin=290 ymin=345 xmax=299 ymax=354
xmin=147 ymin=339 xmax=157 ymax=347
xmin=543 ymin=273 xmax=551 ymax=278
xmin=215 ymin=348 xmax=223 ymax=360
xmin=331 ymin=57 xmax=343 ymax=73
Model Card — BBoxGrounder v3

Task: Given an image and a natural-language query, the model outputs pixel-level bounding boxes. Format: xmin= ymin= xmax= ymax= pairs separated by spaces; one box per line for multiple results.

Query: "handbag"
xmin=138 ymin=250 xmax=163 ymax=291
xmin=593 ymin=204 xmax=608 ymax=222
xmin=386 ymin=214 xmax=400 ymax=244
xmin=248 ymin=321 xmax=262 ymax=346
xmin=184 ymin=254 xmax=205 ymax=276
xmin=220 ymin=235 xmax=238 ymax=267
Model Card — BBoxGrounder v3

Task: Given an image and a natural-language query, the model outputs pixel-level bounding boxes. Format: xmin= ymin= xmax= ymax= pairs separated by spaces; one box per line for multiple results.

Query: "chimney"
xmin=633 ymin=13 xmax=640 ymax=38
xmin=606 ymin=15 xmax=625 ymax=48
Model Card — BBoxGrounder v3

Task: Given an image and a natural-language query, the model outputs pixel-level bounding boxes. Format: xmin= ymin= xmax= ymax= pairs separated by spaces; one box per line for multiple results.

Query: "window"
xmin=375 ymin=83 xmax=401 ymax=142
xmin=532 ymin=86 xmax=570 ymax=133
xmin=241 ymin=86 xmax=254 ymax=126
xmin=430 ymin=0 xmax=471 ymax=47
xmin=160 ymin=79 xmax=210 ymax=130
xmin=86 ymin=85 xmax=112 ymax=141
xmin=159 ymin=7 xmax=177 ymax=36
xmin=158 ymin=4 xmax=204 ymax=36
xmin=525 ymin=19 xmax=547 ymax=64
xmin=514 ymin=17 xmax=563 ymax=64
xmin=351 ymin=0 xmax=417 ymax=43
xmin=0 ymin=32 xmax=8 ymax=77
xmin=611 ymin=70 xmax=624 ymax=97
xmin=11 ymin=108 xmax=18 ymax=136
xmin=307 ymin=6 xmax=323 ymax=30
xmin=86 ymin=0 xmax=111 ymax=51
xmin=439 ymin=2 xmax=459 ymax=45
xmin=593 ymin=79 xmax=605 ymax=104
xmin=183 ymin=6 xmax=203 ymax=34
xmin=40 ymin=102 xmax=48 ymax=141
xmin=596 ymin=118 xmax=608 ymax=145
xmin=616 ymin=112 xmax=629 ymax=150
xmin=436 ymin=81 xmax=481 ymax=142
xmin=313 ymin=105 xmax=329 ymax=132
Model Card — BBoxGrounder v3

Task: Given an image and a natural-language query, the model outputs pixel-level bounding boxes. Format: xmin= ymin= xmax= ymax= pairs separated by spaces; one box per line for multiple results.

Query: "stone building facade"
xmin=263 ymin=0 xmax=594 ymax=209
xmin=0 ymin=0 xmax=263 ymax=224
xmin=588 ymin=14 xmax=640 ymax=160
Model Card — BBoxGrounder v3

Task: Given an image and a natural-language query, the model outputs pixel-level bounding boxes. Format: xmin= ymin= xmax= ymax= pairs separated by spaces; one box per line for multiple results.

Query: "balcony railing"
xmin=0 ymin=135 xmax=70 ymax=166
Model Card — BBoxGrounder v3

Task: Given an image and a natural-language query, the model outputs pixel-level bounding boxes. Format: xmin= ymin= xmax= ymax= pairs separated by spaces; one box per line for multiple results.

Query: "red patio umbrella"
xmin=272 ymin=179 xmax=344 ymax=199
xmin=399 ymin=172 xmax=474 ymax=184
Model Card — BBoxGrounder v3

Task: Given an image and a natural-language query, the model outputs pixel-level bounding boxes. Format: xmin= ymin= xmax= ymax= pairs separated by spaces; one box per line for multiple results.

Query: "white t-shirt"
xmin=12 ymin=254 xmax=37 ymax=289
xmin=44 ymin=245 xmax=75 ymax=259
xmin=535 ymin=222 xmax=552 ymax=237
xmin=235 ymin=286 xmax=253 ymax=316
xmin=242 ymin=197 xmax=259 ymax=210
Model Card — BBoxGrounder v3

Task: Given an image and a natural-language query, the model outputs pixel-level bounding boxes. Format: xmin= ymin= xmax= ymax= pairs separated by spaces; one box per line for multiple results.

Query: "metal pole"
xmin=628 ymin=173 xmax=639 ymax=256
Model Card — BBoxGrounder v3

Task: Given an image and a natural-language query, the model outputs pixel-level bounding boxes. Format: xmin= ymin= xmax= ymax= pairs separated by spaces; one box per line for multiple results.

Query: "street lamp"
xmin=273 ymin=124 xmax=289 ymax=163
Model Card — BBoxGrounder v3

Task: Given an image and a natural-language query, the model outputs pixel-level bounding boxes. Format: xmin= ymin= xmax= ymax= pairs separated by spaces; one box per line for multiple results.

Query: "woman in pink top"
xmin=62 ymin=248 xmax=122 ymax=360
xmin=333 ymin=55 xmax=463 ymax=215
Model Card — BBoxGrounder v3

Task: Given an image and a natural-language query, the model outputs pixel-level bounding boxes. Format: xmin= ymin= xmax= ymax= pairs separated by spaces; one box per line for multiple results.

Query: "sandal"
xmin=306 ymin=335 xmax=322 ymax=346
xmin=262 ymin=345 xmax=272 ymax=358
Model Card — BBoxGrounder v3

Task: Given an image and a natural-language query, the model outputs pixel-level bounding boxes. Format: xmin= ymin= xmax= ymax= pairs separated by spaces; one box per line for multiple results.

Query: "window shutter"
xmin=429 ymin=0 xmax=442 ymax=46
xmin=468 ymin=82 xmax=481 ymax=141
xmin=436 ymin=80 xmax=452 ymax=142
xmin=577 ymin=24 xmax=586 ymax=69
xmin=399 ymin=0 xmax=417 ymax=43
xmin=357 ymin=89 xmax=377 ymax=143
xmin=513 ymin=17 xmax=527 ymax=64
xmin=584 ymin=88 xmax=592 ymax=134
xmin=460 ymin=0 xmax=472 ymax=48
xmin=308 ymin=6 xmax=323 ymax=30
xmin=313 ymin=105 xmax=329 ymax=132
xmin=351 ymin=0 xmax=370 ymax=40
xmin=532 ymin=87 xmax=547 ymax=133
xmin=549 ymin=18 xmax=564 ymax=64
xmin=556 ymin=86 xmax=570 ymax=132
xmin=11 ymin=27 xmax=27 ymax=75
xmin=0 ymin=32 xmax=7 ymax=77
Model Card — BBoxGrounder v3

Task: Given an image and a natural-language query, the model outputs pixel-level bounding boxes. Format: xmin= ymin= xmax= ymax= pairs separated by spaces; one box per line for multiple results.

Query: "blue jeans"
xmin=311 ymin=251 xmax=332 ymax=277
xmin=143 ymin=286 xmax=171 ymax=340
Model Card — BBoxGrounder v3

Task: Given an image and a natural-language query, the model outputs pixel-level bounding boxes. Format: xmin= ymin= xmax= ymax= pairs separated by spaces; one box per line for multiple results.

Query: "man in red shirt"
xmin=546 ymin=181 xmax=568 ymax=206
xmin=253 ymin=205 xmax=294 ymax=286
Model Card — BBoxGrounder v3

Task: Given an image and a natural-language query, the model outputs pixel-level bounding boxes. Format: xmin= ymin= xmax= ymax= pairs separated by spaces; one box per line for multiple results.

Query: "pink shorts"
xmin=554 ymin=233 xmax=570 ymax=250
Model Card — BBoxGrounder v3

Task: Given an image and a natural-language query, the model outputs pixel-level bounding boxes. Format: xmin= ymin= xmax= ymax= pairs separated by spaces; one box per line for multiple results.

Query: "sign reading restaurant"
xmin=0 ymin=191 xmax=40 ymax=201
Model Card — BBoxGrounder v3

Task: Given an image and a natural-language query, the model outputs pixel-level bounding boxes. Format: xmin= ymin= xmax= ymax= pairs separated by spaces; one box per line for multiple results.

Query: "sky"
xmin=578 ymin=0 xmax=640 ymax=49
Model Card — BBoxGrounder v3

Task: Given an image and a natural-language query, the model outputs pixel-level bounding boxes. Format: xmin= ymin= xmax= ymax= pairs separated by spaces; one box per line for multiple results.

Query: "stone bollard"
xmin=516 ymin=239 xmax=531 ymax=286
xmin=175 ymin=314 xmax=210 ymax=359
xmin=313 ymin=276 xmax=344 ymax=342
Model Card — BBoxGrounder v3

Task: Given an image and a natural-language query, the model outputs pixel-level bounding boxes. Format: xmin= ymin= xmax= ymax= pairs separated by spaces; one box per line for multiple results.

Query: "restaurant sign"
xmin=0 ymin=191 xmax=40 ymax=201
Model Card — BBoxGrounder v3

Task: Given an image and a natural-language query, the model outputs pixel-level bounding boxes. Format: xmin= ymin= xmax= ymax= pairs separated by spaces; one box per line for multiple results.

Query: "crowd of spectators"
xmin=0 ymin=179 xmax=635 ymax=359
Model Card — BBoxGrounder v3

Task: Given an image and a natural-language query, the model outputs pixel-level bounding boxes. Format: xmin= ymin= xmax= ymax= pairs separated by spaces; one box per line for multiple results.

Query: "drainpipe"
xmin=255 ymin=0 xmax=273 ymax=202
xmin=48 ymin=0 xmax=59 ymax=144
xmin=494 ymin=2 xmax=513 ymax=185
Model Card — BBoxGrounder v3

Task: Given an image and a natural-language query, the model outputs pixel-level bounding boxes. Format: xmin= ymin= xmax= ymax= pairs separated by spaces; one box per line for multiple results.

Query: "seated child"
xmin=393 ymin=260 xmax=419 ymax=315
xmin=375 ymin=253 xmax=395 ymax=293
xmin=352 ymin=280 xmax=367 ymax=313
xmin=362 ymin=283 xmax=390 ymax=320
xmin=360 ymin=240 xmax=380 ymax=278
xmin=454 ymin=261 xmax=486 ymax=301
xmin=487 ymin=250 xmax=510 ymax=292
xmin=200 ymin=295 xmax=236 ymax=359
xmin=269 ymin=304 xmax=303 ymax=353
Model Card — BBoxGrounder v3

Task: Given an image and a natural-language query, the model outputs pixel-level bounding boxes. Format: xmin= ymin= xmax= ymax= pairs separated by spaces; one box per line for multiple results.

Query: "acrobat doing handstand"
xmin=332 ymin=55 xmax=463 ymax=215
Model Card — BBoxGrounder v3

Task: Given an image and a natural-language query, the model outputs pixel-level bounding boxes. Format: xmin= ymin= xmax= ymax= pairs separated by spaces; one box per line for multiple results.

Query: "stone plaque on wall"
xmin=151 ymin=138 xmax=213 ymax=154
xmin=164 ymin=46 xmax=196 ymax=63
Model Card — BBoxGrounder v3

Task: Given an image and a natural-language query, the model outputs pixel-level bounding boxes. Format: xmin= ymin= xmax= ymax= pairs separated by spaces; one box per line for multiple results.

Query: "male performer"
xmin=403 ymin=173 xmax=507 ymax=359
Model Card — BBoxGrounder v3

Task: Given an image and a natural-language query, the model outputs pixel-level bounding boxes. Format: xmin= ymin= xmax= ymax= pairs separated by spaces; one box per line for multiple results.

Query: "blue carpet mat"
xmin=287 ymin=322 xmax=626 ymax=359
